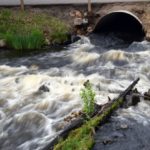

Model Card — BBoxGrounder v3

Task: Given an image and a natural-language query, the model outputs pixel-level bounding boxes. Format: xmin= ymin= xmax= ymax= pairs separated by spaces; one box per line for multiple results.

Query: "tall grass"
xmin=0 ymin=9 xmax=70 ymax=51
xmin=5 ymin=30 xmax=44 ymax=50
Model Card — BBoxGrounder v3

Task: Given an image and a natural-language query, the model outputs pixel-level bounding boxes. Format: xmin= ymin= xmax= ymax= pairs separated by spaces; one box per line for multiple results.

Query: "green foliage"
xmin=54 ymin=98 xmax=124 ymax=150
xmin=5 ymin=30 xmax=44 ymax=50
xmin=0 ymin=9 xmax=11 ymax=20
xmin=51 ymin=30 xmax=68 ymax=44
xmin=0 ymin=9 xmax=70 ymax=50
xmin=50 ymin=18 xmax=69 ymax=43
xmin=80 ymin=80 xmax=96 ymax=118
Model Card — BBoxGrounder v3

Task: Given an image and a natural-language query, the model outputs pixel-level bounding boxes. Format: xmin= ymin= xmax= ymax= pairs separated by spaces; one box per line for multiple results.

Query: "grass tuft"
xmin=5 ymin=30 xmax=44 ymax=50
xmin=0 ymin=9 xmax=70 ymax=51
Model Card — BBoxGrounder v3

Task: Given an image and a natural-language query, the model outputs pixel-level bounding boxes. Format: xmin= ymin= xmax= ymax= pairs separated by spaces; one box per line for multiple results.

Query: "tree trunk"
xmin=20 ymin=0 xmax=24 ymax=11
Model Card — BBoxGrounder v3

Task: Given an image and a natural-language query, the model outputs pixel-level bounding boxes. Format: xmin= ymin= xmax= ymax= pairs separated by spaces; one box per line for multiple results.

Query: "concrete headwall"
xmin=92 ymin=2 xmax=150 ymax=40
xmin=93 ymin=10 xmax=145 ymax=41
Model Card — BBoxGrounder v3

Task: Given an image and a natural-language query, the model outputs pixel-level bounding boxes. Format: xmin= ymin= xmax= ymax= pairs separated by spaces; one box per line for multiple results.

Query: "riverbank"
xmin=0 ymin=8 xmax=70 ymax=52
xmin=1 ymin=2 xmax=150 ymax=53
xmin=0 ymin=32 xmax=150 ymax=150
xmin=5 ymin=2 xmax=149 ymax=41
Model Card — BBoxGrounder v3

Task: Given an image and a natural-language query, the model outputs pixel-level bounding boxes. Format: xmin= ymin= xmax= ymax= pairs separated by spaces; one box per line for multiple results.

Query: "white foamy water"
xmin=0 ymin=36 xmax=150 ymax=150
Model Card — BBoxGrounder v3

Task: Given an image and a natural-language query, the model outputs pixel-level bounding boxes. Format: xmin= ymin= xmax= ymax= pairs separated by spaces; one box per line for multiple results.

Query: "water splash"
xmin=0 ymin=36 xmax=150 ymax=150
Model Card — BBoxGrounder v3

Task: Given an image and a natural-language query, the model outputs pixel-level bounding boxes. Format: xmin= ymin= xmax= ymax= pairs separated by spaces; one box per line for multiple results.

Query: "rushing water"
xmin=0 ymin=34 xmax=150 ymax=150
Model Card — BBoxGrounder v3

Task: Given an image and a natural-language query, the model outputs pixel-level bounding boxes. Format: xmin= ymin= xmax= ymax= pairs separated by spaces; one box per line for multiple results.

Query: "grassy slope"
xmin=0 ymin=9 xmax=70 ymax=50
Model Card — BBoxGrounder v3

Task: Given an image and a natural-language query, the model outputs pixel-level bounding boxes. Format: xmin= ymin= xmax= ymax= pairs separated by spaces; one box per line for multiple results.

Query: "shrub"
xmin=80 ymin=80 xmax=96 ymax=118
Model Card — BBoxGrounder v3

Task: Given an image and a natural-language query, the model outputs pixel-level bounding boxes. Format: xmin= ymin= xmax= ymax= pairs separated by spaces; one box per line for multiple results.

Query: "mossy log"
xmin=42 ymin=78 xmax=140 ymax=150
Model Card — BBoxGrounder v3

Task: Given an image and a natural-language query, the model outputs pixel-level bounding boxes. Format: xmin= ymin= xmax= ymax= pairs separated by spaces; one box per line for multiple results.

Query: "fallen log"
xmin=42 ymin=78 xmax=140 ymax=150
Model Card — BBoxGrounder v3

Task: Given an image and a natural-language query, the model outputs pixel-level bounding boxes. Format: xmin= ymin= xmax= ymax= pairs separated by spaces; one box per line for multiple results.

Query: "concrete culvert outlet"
xmin=93 ymin=11 xmax=145 ymax=42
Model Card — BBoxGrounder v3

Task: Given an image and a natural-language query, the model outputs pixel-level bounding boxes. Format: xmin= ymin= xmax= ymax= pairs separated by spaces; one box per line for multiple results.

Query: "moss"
xmin=54 ymin=98 xmax=124 ymax=150
xmin=0 ymin=9 xmax=70 ymax=50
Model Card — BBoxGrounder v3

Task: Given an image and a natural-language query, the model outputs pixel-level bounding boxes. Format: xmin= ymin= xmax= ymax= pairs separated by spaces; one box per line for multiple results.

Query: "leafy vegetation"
xmin=0 ymin=9 xmax=70 ymax=51
xmin=80 ymin=80 xmax=96 ymax=118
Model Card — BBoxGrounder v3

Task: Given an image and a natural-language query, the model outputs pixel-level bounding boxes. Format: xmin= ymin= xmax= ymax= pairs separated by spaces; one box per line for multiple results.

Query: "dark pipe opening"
xmin=93 ymin=12 xmax=145 ymax=42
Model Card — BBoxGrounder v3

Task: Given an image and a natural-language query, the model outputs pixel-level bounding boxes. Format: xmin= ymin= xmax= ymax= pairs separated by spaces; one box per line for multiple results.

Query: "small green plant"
xmin=80 ymin=80 xmax=96 ymax=118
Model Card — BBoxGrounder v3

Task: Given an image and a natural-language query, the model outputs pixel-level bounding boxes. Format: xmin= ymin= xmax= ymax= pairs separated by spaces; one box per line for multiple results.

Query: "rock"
xmin=45 ymin=38 xmax=51 ymax=45
xmin=146 ymin=33 xmax=150 ymax=41
xmin=120 ymin=124 xmax=128 ymax=129
xmin=0 ymin=39 xmax=6 ymax=48
xmin=69 ymin=10 xmax=76 ymax=17
xmin=132 ymin=8 xmax=144 ymax=15
xmin=75 ymin=10 xmax=82 ymax=18
xmin=63 ymin=34 xmax=80 ymax=45
xmin=71 ymin=35 xmax=81 ymax=43
xmin=131 ymin=94 xmax=140 ymax=106
xmin=144 ymin=89 xmax=150 ymax=101
xmin=29 ymin=64 xmax=39 ymax=70
xmin=82 ymin=18 xmax=88 ymax=25
xmin=83 ymin=12 xmax=88 ymax=17
xmin=39 ymin=85 xmax=50 ymax=92
xmin=102 ymin=137 xmax=114 ymax=145
xmin=53 ymin=122 xmax=65 ymax=132
xmin=125 ymin=92 xmax=140 ymax=107
xmin=74 ymin=18 xmax=83 ymax=26
xmin=111 ymin=131 xmax=124 ymax=138
xmin=87 ymin=26 xmax=93 ymax=33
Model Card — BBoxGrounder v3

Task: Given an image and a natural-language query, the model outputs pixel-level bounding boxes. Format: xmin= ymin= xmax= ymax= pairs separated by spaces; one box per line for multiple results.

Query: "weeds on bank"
xmin=0 ymin=9 xmax=69 ymax=51
xmin=5 ymin=30 xmax=44 ymax=50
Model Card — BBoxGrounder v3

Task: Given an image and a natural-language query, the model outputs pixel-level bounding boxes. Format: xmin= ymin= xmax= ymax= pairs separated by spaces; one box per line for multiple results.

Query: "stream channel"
xmin=0 ymin=33 xmax=150 ymax=150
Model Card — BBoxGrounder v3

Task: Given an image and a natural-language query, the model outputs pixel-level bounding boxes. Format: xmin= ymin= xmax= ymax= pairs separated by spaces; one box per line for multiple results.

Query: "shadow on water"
xmin=93 ymin=113 xmax=150 ymax=150
xmin=89 ymin=33 xmax=131 ymax=52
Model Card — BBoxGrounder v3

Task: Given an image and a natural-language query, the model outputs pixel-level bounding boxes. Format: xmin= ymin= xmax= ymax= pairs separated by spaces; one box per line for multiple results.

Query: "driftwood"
xmin=42 ymin=78 xmax=140 ymax=150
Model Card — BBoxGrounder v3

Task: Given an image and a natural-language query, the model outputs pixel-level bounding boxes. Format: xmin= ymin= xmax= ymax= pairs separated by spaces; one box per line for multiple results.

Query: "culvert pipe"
xmin=93 ymin=10 xmax=145 ymax=41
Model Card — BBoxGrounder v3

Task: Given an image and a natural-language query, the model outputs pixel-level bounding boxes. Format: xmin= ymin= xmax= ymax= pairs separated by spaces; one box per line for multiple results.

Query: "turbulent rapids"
xmin=0 ymin=34 xmax=150 ymax=150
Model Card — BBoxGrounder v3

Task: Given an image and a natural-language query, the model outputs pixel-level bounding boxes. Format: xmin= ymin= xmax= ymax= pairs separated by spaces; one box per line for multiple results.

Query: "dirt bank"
xmin=2 ymin=2 xmax=150 ymax=39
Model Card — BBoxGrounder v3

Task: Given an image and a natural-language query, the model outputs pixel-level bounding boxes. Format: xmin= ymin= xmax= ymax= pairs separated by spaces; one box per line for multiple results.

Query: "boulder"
xmin=75 ymin=10 xmax=82 ymax=18
xmin=74 ymin=18 xmax=83 ymax=26
xmin=39 ymin=85 xmax=50 ymax=92
xmin=0 ymin=39 xmax=6 ymax=48
xmin=69 ymin=10 xmax=76 ymax=17
xmin=144 ymin=89 xmax=150 ymax=101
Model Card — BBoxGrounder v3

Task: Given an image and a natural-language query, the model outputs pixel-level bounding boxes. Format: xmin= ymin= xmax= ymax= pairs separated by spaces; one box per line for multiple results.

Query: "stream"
xmin=0 ymin=33 xmax=150 ymax=150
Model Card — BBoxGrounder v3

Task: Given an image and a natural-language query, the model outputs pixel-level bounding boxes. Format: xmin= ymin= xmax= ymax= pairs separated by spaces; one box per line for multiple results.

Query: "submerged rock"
xmin=144 ymin=89 xmax=150 ymax=101
xmin=39 ymin=85 xmax=50 ymax=92
xmin=0 ymin=39 xmax=6 ymax=48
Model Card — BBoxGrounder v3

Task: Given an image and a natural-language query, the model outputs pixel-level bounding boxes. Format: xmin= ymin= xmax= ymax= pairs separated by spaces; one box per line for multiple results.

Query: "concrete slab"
xmin=0 ymin=0 xmax=148 ymax=6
